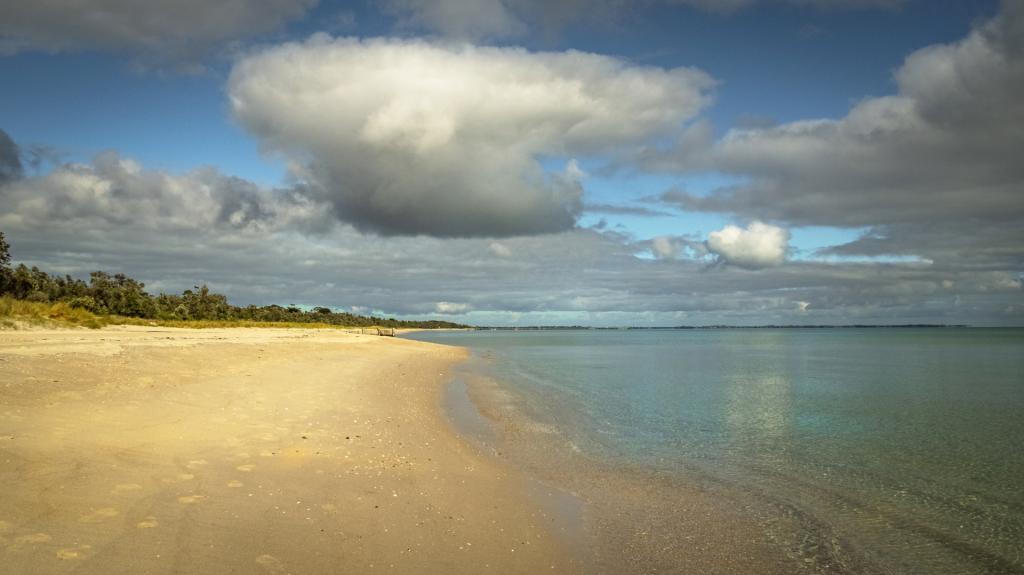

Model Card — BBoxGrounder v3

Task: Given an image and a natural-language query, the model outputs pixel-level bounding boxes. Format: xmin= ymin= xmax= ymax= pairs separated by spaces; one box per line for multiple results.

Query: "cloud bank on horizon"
xmin=0 ymin=0 xmax=1021 ymax=325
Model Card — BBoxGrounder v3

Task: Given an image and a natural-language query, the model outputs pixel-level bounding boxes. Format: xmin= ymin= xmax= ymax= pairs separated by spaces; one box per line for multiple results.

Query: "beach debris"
xmin=56 ymin=545 xmax=92 ymax=560
xmin=79 ymin=507 xmax=119 ymax=523
xmin=111 ymin=483 xmax=143 ymax=494
xmin=255 ymin=554 xmax=286 ymax=572
xmin=13 ymin=533 xmax=51 ymax=546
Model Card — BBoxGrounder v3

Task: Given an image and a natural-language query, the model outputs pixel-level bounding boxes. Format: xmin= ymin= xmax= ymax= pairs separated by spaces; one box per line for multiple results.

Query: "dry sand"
xmin=0 ymin=326 xmax=576 ymax=574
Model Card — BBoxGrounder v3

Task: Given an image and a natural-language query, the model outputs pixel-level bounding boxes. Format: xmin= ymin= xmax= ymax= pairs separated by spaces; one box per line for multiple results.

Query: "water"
xmin=408 ymin=328 xmax=1024 ymax=573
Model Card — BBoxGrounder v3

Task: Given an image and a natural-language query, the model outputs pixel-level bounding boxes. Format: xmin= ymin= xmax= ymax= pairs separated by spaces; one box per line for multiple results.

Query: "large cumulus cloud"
xmin=0 ymin=0 xmax=317 ymax=66
xmin=228 ymin=36 xmax=713 ymax=237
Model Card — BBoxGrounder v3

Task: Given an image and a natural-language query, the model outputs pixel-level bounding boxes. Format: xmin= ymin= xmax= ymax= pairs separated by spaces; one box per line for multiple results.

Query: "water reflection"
xmin=407 ymin=328 xmax=1024 ymax=573
xmin=723 ymin=374 xmax=793 ymax=459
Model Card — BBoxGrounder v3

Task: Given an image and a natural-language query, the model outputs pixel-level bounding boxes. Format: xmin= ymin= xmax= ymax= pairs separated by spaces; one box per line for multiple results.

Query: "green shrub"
xmin=67 ymin=295 xmax=101 ymax=312
xmin=25 ymin=290 xmax=49 ymax=302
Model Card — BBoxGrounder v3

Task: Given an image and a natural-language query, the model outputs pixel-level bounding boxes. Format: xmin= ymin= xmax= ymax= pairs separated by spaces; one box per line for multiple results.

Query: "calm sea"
xmin=407 ymin=328 xmax=1024 ymax=574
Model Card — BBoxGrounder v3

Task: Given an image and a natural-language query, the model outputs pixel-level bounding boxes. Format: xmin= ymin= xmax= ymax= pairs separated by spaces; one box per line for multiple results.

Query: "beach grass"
xmin=0 ymin=296 xmax=109 ymax=329
xmin=109 ymin=316 xmax=350 ymax=330
xmin=0 ymin=296 xmax=361 ymax=330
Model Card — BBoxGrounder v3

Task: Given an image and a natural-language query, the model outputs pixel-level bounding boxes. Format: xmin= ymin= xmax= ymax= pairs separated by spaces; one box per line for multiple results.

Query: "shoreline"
xmin=415 ymin=329 xmax=1024 ymax=575
xmin=0 ymin=326 xmax=577 ymax=573
xmin=439 ymin=345 xmax=863 ymax=575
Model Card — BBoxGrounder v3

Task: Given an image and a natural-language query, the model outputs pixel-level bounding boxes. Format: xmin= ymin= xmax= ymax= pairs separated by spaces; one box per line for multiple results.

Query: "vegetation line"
xmin=0 ymin=231 xmax=466 ymax=330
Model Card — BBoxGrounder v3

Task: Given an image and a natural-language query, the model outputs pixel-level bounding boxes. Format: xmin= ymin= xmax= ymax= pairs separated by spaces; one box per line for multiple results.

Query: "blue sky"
xmin=1 ymin=0 xmax=1020 ymax=325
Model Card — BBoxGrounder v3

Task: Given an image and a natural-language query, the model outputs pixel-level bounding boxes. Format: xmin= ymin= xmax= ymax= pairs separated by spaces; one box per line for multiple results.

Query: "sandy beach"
xmin=0 ymin=327 xmax=575 ymax=574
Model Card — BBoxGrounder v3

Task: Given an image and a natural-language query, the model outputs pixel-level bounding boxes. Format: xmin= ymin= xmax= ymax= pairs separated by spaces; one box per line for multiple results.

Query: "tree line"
xmin=0 ymin=231 xmax=465 ymax=329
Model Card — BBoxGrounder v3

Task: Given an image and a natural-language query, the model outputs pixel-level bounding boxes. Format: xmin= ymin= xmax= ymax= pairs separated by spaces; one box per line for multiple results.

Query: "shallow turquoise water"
xmin=408 ymin=328 xmax=1024 ymax=573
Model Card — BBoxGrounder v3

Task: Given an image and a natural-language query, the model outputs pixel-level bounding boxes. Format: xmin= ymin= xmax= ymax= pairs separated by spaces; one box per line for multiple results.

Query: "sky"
xmin=0 ymin=0 xmax=1022 ymax=326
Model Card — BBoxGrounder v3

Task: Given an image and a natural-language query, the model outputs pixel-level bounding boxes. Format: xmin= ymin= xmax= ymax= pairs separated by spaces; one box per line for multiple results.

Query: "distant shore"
xmin=470 ymin=324 xmax=970 ymax=330
xmin=0 ymin=326 xmax=575 ymax=573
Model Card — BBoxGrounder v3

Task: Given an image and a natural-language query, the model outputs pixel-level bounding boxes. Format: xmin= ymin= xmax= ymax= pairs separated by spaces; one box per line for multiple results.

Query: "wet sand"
xmin=0 ymin=327 xmax=576 ymax=574
xmin=451 ymin=361 xmax=859 ymax=575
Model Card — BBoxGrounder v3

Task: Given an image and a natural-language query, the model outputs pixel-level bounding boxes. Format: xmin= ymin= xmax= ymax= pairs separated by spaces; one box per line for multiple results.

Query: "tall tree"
xmin=0 ymin=231 xmax=11 ymax=292
xmin=0 ymin=230 xmax=9 ymax=268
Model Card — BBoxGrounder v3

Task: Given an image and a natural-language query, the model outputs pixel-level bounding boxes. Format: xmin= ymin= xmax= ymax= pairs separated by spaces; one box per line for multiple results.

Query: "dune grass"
xmin=0 ymin=297 xmax=356 ymax=331
xmin=0 ymin=296 xmax=109 ymax=329
xmin=110 ymin=316 xmax=349 ymax=330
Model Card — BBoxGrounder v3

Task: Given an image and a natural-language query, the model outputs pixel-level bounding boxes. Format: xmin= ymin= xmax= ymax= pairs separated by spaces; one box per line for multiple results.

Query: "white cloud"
xmin=434 ymin=301 xmax=473 ymax=314
xmin=489 ymin=242 xmax=513 ymax=257
xmin=651 ymin=236 xmax=682 ymax=259
xmin=229 ymin=36 xmax=714 ymax=237
xmin=563 ymin=159 xmax=587 ymax=182
xmin=0 ymin=0 xmax=317 ymax=66
xmin=706 ymin=221 xmax=789 ymax=269
xmin=650 ymin=2 xmax=1024 ymax=273
xmin=660 ymin=2 xmax=1024 ymax=229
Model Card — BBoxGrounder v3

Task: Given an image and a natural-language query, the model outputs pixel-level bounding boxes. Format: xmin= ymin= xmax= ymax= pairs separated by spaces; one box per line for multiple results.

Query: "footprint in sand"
xmin=177 ymin=495 xmax=205 ymax=504
xmin=236 ymin=464 xmax=256 ymax=472
xmin=57 ymin=545 xmax=92 ymax=560
xmin=186 ymin=459 xmax=208 ymax=470
xmin=255 ymin=554 xmax=285 ymax=572
xmin=13 ymin=533 xmax=52 ymax=546
xmin=137 ymin=517 xmax=159 ymax=529
xmin=79 ymin=508 xmax=119 ymax=523
xmin=227 ymin=480 xmax=244 ymax=488
xmin=112 ymin=483 xmax=143 ymax=494
xmin=161 ymin=473 xmax=195 ymax=484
